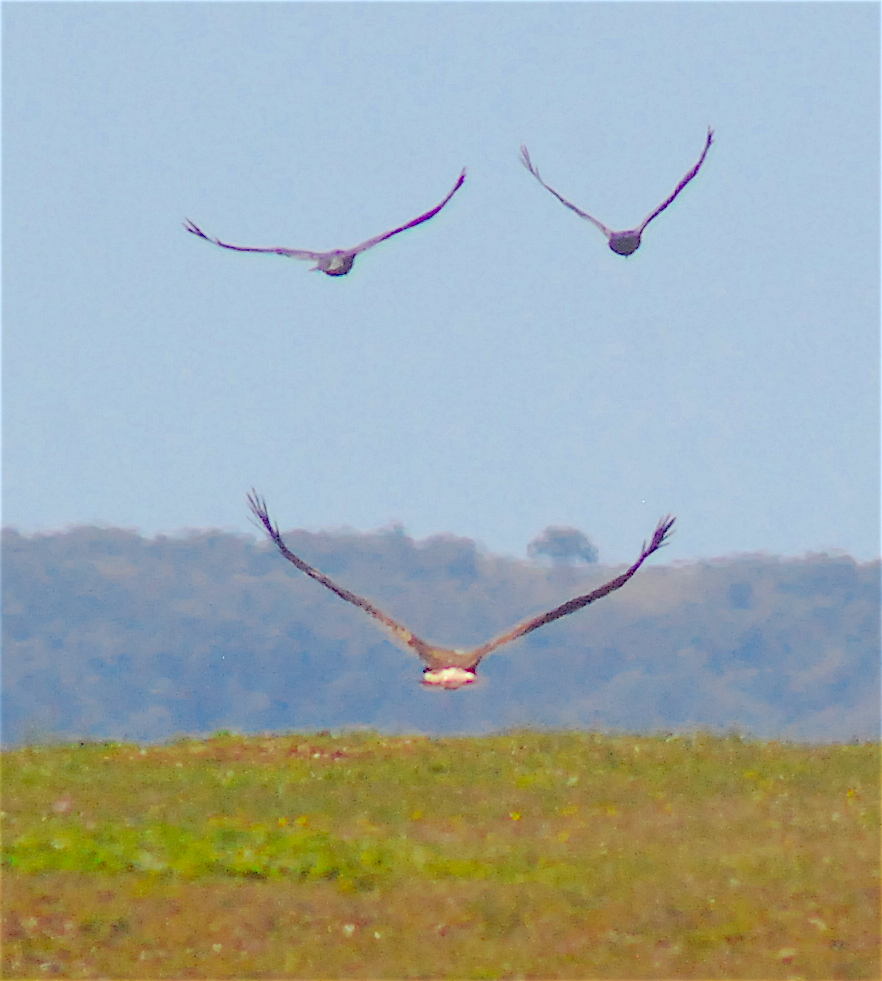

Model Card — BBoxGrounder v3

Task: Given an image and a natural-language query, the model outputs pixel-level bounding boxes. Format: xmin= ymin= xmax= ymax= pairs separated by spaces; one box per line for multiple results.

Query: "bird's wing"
xmin=346 ymin=168 xmax=467 ymax=255
xmin=637 ymin=127 xmax=714 ymax=233
xmin=184 ymin=220 xmax=323 ymax=260
xmin=520 ymin=145 xmax=613 ymax=238
xmin=469 ymin=516 xmax=675 ymax=662
xmin=248 ymin=492 xmax=437 ymax=664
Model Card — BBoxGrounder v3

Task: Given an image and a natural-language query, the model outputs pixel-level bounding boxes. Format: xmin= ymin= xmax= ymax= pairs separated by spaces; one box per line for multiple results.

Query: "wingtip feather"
xmin=247 ymin=489 xmax=275 ymax=536
xmin=653 ymin=515 xmax=677 ymax=550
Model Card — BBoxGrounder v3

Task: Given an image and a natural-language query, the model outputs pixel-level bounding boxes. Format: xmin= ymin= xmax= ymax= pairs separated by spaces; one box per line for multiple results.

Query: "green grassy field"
xmin=2 ymin=730 xmax=879 ymax=979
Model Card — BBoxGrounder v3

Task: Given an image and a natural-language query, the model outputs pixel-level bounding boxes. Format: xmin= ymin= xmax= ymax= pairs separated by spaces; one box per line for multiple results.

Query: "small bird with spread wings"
xmin=249 ymin=492 xmax=674 ymax=689
xmin=520 ymin=128 xmax=713 ymax=256
xmin=185 ymin=168 xmax=466 ymax=277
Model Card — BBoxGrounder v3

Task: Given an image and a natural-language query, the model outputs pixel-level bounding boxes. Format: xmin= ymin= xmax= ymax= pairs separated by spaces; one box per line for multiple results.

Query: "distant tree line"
xmin=528 ymin=526 xmax=598 ymax=565
xmin=2 ymin=524 xmax=879 ymax=745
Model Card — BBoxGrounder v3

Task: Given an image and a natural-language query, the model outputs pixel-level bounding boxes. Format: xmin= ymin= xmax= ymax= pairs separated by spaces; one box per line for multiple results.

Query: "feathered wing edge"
xmin=347 ymin=167 xmax=467 ymax=254
xmin=637 ymin=127 xmax=714 ymax=233
xmin=247 ymin=492 xmax=441 ymax=667
xmin=519 ymin=145 xmax=613 ymax=239
xmin=468 ymin=515 xmax=676 ymax=663
xmin=183 ymin=219 xmax=321 ymax=260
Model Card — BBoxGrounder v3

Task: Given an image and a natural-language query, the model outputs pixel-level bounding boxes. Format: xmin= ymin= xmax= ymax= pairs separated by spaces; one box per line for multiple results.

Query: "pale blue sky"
xmin=4 ymin=2 xmax=879 ymax=563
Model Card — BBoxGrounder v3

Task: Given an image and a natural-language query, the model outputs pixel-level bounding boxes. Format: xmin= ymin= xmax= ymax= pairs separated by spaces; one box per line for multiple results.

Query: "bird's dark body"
xmin=321 ymin=255 xmax=355 ymax=276
xmin=608 ymin=233 xmax=642 ymax=256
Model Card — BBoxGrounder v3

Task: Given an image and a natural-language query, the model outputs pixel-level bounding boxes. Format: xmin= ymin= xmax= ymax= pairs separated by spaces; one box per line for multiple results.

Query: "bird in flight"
xmin=248 ymin=492 xmax=674 ymax=689
xmin=184 ymin=168 xmax=466 ymax=277
xmin=520 ymin=128 xmax=713 ymax=256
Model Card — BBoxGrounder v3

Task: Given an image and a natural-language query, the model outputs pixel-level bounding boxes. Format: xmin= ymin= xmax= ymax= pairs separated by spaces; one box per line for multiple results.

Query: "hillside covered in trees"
xmin=2 ymin=524 xmax=878 ymax=745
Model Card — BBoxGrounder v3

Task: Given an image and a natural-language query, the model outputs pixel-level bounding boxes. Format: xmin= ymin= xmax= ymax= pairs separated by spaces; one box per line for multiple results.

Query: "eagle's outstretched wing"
xmin=248 ymin=492 xmax=437 ymax=664
xmin=185 ymin=168 xmax=465 ymax=271
xmin=249 ymin=494 xmax=674 ymax=684
xmin=520 ymin=145 xmax=613 ymax=239
xmin=521 ymin=130 xmax=713 ymax=255
xmin=346 ymin=168 xmax=467 ymax=255
xmin=183 ymin=220 xmax=323 ymax=260
xmin=637 ymin=127 xmax=714 ymax=233
xmin=469 ymin=516 xmax=675 ymax=662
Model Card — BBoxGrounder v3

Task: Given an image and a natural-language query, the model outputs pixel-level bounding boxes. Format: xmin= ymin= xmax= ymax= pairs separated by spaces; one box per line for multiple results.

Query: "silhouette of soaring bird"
xmin=248 ymin=492 xmax=674 ymax=689
xmin=520 ymin=128 xmax=713 ymax=256
xmin=185 ymin=168 xmax=466 ymax=277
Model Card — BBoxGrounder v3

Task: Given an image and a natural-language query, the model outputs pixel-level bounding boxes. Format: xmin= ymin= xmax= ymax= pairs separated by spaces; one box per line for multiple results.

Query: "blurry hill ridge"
xmin=2 ymin=523 xmax=878 ymax=745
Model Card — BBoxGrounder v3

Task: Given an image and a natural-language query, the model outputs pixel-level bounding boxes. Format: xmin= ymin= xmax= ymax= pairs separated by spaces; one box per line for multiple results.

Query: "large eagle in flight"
xmin=185 ymin=168 xmax=466 ymax=276
xmin=521 ymin=128 xmax=713 ymax=256
xmin=249 ymin=492 xmax=674 ymax=689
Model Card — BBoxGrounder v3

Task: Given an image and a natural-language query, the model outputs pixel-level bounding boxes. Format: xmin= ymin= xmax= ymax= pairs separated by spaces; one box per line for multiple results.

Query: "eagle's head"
xmin=421 ymin=666 xmax=477 ymax=689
